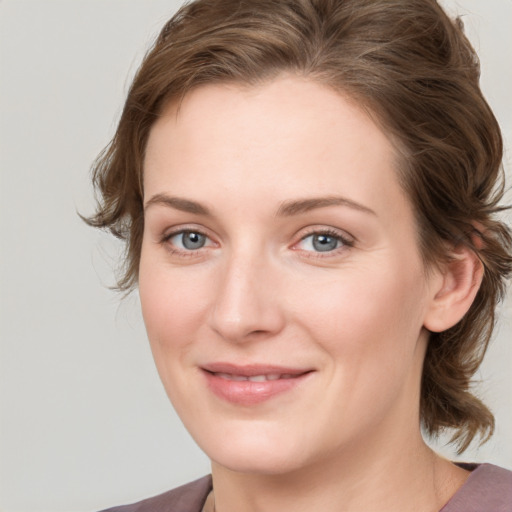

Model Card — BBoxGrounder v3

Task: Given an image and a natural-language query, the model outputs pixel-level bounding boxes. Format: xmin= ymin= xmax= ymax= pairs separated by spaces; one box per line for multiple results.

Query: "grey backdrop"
xmin=0 ymin=1 xmax=510 ymax=511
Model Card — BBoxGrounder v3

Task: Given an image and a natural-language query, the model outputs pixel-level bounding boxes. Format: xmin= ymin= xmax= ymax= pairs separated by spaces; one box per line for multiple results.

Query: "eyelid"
xmin=158 ymin=224 xmax=354 ymax=258
xmin=162 ymin=226 xmax=211 ymax=242
xmin=160 ymin=225 xmax=218 ymax=255
xmin=292 ymin=226 xmax=355 ymax=255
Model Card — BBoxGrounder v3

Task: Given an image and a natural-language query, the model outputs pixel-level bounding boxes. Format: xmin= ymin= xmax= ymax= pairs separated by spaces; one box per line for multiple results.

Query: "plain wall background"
xmin=0 ymin=1 xmax=510 ymax=511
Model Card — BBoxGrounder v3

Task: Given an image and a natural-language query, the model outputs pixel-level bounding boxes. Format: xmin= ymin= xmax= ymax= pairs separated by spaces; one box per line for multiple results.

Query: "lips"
xmin=201 ymin=363 xmax=313 ymax=405
xmin=214 ymin=372 xmax=297 ymax=382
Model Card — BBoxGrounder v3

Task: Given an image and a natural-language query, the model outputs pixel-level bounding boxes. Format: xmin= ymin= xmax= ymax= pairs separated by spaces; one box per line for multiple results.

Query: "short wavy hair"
xmin=87 ymin=0 xmax=512 ymax=452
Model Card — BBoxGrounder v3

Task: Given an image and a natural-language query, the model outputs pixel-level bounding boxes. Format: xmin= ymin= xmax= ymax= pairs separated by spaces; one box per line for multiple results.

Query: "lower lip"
xmin=203 ymin=371 xmax=311 ymax=405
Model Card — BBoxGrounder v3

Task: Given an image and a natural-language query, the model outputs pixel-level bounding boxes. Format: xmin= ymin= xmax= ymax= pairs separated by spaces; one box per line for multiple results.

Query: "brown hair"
xmin=87 ymin=0 xmax=512 ymax=452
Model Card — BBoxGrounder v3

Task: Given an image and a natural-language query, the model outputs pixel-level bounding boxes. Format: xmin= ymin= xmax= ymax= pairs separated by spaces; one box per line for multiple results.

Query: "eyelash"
xmin=159 ymin=227 xmax=354 ymax=258
xmin=293 ymin=228 xmax=354 ymax=258
xmin=160 ymin=227 xmax=215 ymax=258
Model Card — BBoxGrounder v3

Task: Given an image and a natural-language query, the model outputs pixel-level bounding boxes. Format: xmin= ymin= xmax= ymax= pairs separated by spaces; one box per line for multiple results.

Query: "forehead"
xmin=143 ymin=75 xmax=411 ymax=228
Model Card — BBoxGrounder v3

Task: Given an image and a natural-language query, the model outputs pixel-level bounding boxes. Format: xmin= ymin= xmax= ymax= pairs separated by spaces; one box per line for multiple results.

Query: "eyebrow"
xmin=144 ymin=193 xmax=376 ymax=218
xmin=276 ymin=196 xmax=376 ymax=217
xmin=144 ymin=194 xmax=210 ymax=215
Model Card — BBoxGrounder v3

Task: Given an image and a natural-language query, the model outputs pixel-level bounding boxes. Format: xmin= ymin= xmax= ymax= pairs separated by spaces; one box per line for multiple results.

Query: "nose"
xmin=208 ymin=252 xmax=286 ymax=343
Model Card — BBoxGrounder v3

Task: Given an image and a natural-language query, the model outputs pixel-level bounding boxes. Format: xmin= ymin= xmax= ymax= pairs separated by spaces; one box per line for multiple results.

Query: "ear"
xmin=423 ymin=245 xmax=484 ymax=333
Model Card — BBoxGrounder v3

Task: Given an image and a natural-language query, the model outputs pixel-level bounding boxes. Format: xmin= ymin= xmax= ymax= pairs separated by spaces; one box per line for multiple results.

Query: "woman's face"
xmin=139 ymin=76 xmax=439 ymax=474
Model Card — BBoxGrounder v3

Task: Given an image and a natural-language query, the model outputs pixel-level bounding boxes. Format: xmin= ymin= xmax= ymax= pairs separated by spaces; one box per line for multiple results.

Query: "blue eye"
xmin=312 ymin=234 xmax=340 ymax=252
xmin=297 ymin=231 xmax=349 ymax=253
xmin=169 ymin=231 xmax=208 ymax=250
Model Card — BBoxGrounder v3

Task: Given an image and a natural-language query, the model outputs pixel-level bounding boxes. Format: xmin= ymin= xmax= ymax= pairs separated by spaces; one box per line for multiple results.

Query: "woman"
xmin=88 ymin=0 xmax=512 ymax=510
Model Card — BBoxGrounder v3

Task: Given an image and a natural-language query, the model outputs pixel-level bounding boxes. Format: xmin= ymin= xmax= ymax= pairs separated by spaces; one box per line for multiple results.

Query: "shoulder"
xmin=99 ymin=475 xmax=213 ymax=512
xmin=441 ymin=463 xmax=512 ymax=512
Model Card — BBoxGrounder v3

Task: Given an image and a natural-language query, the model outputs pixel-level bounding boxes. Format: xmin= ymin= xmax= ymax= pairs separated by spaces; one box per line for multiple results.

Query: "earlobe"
xmin=423 ymin=245 xmax=484 ymax=333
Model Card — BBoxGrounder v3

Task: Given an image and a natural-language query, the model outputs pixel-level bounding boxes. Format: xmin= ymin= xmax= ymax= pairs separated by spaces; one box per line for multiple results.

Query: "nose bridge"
xmin=209 ymin=244 xmax=284 ymax=342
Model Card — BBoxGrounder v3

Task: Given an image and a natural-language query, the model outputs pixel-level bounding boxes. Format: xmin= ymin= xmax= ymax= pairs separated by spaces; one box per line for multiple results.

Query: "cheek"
xmin=299 ymin=265 xmax=428 ymax=427
xmin=296 ymin=260 xmax=428 ymax=372
xmin=138 ymin=255 xmax=215 ymax=414
xmin=138 ymin=250 xmax=210 ymax=357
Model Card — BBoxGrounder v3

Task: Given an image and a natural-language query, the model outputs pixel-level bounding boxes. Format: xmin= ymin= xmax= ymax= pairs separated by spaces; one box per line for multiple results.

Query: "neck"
xmin=210 ymin=425 xmax=468 ymax=512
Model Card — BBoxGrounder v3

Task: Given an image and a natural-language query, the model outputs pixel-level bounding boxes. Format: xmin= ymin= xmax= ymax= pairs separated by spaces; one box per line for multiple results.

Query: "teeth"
xmin=216 ymin=372 xmax=248 ymax=381
xmin=214 ymin=372 xmax=296 ymax=381
xmin=248 ymin=375 xmax=266 ymax=382
xmin=231 ymin=374 xmax=249 ymax=381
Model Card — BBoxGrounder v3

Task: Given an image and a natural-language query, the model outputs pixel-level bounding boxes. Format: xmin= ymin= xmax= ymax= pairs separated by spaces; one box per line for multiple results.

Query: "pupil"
xmin=182 ymin=232 xmax=205 ymax=250
xmin=313 ymin=234 xmax=338 ymax=252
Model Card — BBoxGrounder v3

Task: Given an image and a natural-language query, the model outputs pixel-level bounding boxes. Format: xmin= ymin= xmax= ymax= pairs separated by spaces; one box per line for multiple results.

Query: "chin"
xmin=193 ymin=422 xmax=314 ymax=475
xmin=211 ymin=448 xmax=307 ymax=476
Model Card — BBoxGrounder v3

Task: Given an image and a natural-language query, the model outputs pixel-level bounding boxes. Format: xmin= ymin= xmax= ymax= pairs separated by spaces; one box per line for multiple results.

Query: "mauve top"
xmin=100 ymin=463 xmax=512 ymax=512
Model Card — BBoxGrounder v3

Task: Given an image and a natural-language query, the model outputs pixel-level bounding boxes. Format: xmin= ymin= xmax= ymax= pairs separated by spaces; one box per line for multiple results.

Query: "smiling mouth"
xmin=202 ymin=365 xmax=313 ymax=404
xmin=210 ymin=372 xmax=306 ymax=382
xmin=202 ymin=362 xmax=312 ymax=380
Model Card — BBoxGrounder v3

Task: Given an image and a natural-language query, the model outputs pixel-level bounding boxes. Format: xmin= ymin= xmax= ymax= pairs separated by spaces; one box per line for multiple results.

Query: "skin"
xmin=139 ymin=75 xmax=480 ymax=511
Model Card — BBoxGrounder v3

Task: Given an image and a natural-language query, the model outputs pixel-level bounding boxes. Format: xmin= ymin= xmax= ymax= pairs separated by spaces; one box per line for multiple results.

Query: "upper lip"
xmin=201 ymin=362 xmax=313 ymax=377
